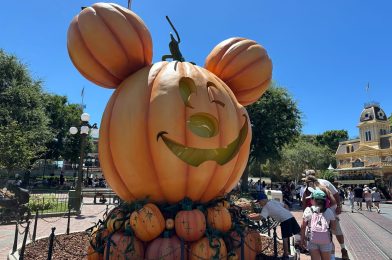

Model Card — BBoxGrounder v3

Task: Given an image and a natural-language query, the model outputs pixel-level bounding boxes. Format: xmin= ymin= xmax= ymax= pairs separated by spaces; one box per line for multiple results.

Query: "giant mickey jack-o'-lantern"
xmin=67 ymin=3 xmax=272 ymax=204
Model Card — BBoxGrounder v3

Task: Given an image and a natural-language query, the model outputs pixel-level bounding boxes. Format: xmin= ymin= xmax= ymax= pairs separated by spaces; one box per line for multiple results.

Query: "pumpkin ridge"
xmin=110 ymin=4 xmax=151 ymax=67
xmin=69 ymin=18 xmax=122 ymax=86
xmin=99 ymin=87 xmax=136 ymax=200
xmin=204 ymin=37 xmax=245 ymax=73
xmin=194 ymin=66 xmax=220 ymax=202
xmin=216 ymin=39 xmax=256 ymax=76
xmin=76 ymin=17 xmax=123 ymax=83
xmin=147 ymin=63 xmax=170 ymax=202
xmin=221 ymin=46 xmax=267 ymax=83
xmin=181 ymin=62 xmax=192 ymax=200
xmin=220 ymin=115 xmax=251 ymax=194
xmin=234 ymin=76 xmax=272 ymax=104
xmin=94 ymin=9 xmax=134 ymax=78
xmin=210 ymin=74 xmax=248 ymax=195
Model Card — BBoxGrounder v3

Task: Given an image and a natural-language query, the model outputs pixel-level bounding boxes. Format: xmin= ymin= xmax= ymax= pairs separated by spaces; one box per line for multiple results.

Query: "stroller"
xmin=0 ymin=184 xmax=31 ymax=224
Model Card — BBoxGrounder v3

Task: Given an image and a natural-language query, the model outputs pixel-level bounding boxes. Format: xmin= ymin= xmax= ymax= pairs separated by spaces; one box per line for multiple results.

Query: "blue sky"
xmin=1 ymin=0 xmax=391 ymax=138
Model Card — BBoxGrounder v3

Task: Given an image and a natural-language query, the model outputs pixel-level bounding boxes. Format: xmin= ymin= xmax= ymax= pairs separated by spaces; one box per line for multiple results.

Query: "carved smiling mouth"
xmin=157 ymin=116 xmax=248 ymax=167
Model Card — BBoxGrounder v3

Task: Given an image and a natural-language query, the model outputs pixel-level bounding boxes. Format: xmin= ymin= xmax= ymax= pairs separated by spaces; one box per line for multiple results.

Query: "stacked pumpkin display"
xmin=67 ymin=3 xmax=272 ymax=259
xmin=87 ymin=198 xmax=265 ymax=259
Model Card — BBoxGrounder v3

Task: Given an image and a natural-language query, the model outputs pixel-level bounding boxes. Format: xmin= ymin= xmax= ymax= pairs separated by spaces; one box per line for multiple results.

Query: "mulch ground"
xmin=23 ymin=232 xmax=283 ymax=259
xmin=23 ymin=232 xmax=89 ymax=260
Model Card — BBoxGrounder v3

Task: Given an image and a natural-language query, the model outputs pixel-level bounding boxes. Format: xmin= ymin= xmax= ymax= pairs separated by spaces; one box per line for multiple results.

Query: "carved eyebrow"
xmin=207 ymin=82 xmax=225 ymax=107
xmin=179 ymin=77 xmax=197 ymax=108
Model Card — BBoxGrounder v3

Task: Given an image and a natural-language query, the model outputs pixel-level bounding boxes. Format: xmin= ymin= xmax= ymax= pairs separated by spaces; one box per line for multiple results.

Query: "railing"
xmin=29 ymin=190 xmax=70 ymax=214
xmin=337 ymin=161 xmax=392 ymax=169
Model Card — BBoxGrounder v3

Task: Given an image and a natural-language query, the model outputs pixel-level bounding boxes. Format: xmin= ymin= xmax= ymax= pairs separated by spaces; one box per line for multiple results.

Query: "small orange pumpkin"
xmin=87 ymin=245 xmax=103 ymax=260
xmin=67 ymin=3 xmax=152 ymax=88
xmin=145 ymin=233 xmax=184 ymax=260
xmin=103 ymin=232 xmax=144 ymax=260
xmin=205 ymin=37 xmax=272 ymax=106
xmin=189 ymin=237 xmax=227 ymax=260
xmin=88 ymin=227 xmax=110 ymax=260
xmin=207 ymin=206 xmax=232 ymax=232
xmin=175 ymin=208 xmax=206 ymax=241
xmin=130 ymin=203 xmax=165 ymax=241
xmin=165 ymin=218 xmax=175 ymax=230
xmin=230 ymin=230 xmax=258 ymax=260
xmin=218 ymin=200 xmax=231 ymax=209
xmin=106 ymin=208 xmax=125 ymax=233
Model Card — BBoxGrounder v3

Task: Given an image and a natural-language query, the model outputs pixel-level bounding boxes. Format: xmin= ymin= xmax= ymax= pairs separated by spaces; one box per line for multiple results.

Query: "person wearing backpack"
xmin=300 ymin=189 xmax=336 ymax=260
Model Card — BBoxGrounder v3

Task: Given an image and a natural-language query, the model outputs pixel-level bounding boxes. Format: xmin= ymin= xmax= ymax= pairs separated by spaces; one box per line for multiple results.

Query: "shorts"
xmin=308 ymin=241 xmax=333 ymax=252
xmin=331 ymin=218 xmax=343 ymax=236
xmin=281 ymin=217 xmax=300 ymax=238
xmin=354 ymin=197 xmax=363 ymax=203
xmin=364 ymin=198 xmax=372 ymax=202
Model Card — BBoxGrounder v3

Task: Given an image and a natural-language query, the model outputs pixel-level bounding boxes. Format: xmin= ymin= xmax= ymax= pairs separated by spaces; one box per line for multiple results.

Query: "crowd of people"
xmin=347 ymin=184 xmax=383 ymax=213
xmin=248 ymin=170 xmax=351 ymax=260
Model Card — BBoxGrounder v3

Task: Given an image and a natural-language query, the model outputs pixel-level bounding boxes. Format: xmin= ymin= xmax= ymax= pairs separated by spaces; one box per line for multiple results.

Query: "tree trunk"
xmin=241 ymin=166 xmax=249 ymax=193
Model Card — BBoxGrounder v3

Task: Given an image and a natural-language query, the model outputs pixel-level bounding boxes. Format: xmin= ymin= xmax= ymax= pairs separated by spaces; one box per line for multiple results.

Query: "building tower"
xmin=358 ymin=102 xmax=391 ymax=149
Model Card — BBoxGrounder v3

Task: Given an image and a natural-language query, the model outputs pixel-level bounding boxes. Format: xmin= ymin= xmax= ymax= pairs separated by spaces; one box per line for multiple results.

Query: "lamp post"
xmin=69 ymin=112 xmax=98 ymax=212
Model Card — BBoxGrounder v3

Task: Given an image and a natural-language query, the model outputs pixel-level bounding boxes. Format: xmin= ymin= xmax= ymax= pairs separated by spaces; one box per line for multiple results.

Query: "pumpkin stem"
xmin=162 ymin=16 xmax=186 ymax=62
xmin=180 ymin=197 xmax=193 ymax=211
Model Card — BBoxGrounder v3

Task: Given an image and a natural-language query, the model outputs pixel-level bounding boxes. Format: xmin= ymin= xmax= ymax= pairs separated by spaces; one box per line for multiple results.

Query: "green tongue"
xmin=157 ymin=116 xmax=248 ymax=167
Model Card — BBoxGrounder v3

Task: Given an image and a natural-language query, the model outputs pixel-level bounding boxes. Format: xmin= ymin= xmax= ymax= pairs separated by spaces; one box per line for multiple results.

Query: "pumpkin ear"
xmin=204 ymin=37 xmax=272 ymax=106
xmin=67 ymin=3 xmax=153 ymax=89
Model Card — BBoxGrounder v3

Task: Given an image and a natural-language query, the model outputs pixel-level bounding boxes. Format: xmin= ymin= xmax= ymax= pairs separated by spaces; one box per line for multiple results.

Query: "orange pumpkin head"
xmin=205 ymin=37 xmax=272 ymax=106
xmin=67 ymin=3 xmax=152 ymax=88
xmin=207 ymin=206 xmax=232 ymax=232
xmin=99 ymin=61 xmax=252 ymax=203
xmin=67 ymin=5 xmax=272 ymax=205
xmin=130 ymin=203 xmax=165 ymax=242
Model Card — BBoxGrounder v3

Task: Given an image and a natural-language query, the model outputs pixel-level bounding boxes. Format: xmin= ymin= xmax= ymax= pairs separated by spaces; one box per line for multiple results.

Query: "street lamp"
xmin=69 ymin=112 xmax=98 ymax=211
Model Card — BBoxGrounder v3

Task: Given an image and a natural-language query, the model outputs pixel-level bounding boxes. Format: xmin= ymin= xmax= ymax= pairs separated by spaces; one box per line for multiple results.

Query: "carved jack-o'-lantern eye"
xmin=187 ymin=113 xmax=219 ymax=138
xmin=207 ymin=82 xmax=225 ymax=107
xmin=179 ymin=77 xmax=197 ymax=108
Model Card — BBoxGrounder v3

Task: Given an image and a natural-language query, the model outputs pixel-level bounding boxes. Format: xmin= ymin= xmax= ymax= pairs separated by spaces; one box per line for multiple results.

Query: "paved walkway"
xmin=339 ymin=202 xmax=392 ymax=260
xmin=289 ymin=200 xmax=392 ymax=260
xmin=0 ymin=198 xmax=110 ymax=259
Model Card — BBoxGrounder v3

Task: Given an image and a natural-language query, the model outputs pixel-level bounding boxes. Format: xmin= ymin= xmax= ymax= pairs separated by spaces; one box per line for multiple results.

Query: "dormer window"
xmin=365 ymin=131 xmax=372 ymax=141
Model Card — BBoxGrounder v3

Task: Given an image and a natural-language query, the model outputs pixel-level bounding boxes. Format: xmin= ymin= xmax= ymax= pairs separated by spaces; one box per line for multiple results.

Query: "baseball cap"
xmin=257 ymin=192 xmax=268 ymax=200
xmin=306 ymin=189 xmax=326 ymax=200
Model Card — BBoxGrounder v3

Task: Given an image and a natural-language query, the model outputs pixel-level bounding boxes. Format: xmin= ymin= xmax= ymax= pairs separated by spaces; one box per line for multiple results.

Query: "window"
xmin=365 ymin=131 xmax=372 ymax=141
xmin=351 ymin=146 xmax=354 ymax=152
xmin=346 ymin=146 xmax=350 ymax=153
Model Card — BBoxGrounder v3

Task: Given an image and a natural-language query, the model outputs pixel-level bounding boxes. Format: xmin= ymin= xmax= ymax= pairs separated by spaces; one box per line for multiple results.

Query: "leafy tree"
xmin=42 ymin=94 xmax=92 ymax=162
xmin=269 ymin=138 xmax=334 ymax=181
xmin=241 ymin=84 xmax=302 ymax=191
xmin=315 ymin=130 xmax=348 ymax=152
xmin=0 ymin=50 xmax=52 ymax=173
